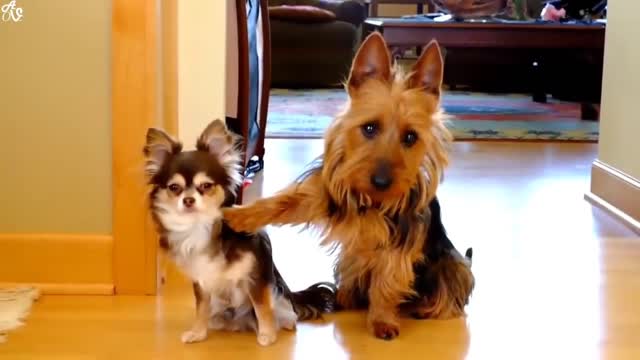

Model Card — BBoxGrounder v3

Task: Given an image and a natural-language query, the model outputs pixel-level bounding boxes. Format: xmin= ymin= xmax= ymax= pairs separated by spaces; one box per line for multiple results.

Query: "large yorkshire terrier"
xmin=224 ymin=32 xmax=475 ymax=340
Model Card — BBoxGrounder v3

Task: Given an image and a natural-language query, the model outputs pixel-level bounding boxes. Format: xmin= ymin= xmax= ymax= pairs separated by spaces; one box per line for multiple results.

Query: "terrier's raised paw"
xmin=222 ymin=207 xmax=253 ymax=232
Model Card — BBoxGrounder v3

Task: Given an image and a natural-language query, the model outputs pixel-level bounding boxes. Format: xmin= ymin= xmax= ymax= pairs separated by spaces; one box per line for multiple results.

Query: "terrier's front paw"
xmin=257 ymin=331 xmax=277 ymax=346
xmin=372 ymin=321 xmax=400 ymax=341
xmin=181 ymin=329 xmax=207 ymax=344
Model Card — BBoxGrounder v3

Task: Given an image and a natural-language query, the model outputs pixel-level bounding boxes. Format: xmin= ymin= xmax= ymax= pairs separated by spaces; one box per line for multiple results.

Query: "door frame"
xmin=112 ymin=0 xmax=177 ymax=295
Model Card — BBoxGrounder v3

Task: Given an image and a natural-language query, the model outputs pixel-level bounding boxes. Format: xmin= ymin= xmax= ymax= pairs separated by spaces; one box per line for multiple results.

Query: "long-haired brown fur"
xmin=223 ymin=32 xmax=474 ymax=340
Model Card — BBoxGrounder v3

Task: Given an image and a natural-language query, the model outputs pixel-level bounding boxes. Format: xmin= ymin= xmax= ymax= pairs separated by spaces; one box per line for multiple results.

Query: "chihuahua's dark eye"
xmin=361 ymin=122 xmax=379 ymax=139
xmin=403 ymin=130 xmax=418 ymax=147
xmin=199 ymin=182 xmax=214 ymax=192
xmin=168 ymin=183 xmax=182 ymax=194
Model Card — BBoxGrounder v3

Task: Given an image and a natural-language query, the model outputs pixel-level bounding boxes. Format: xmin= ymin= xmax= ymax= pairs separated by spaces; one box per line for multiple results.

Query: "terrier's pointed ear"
xmin=196 ymin=119 xmax=238 ymax=163
xmin=409 ymin=39 xmax=444 ymax=99
xmin=347 ymin=32 xmax=392 ymax=91
xmin=143 ymin=128 xmax=181 ymax=177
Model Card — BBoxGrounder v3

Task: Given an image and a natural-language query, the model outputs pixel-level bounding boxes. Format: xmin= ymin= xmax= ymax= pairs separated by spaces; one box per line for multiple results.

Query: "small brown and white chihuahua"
xmin=143 ymin=119 xmax=335 ymax=346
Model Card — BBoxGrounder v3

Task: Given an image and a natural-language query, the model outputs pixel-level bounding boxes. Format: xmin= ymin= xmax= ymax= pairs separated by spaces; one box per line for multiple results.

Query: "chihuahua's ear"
xmin=347 ymin=32 xmax=392 ymax=92
xmin=196 ymin=119 xmax=239 ymax=164
xmin=143 ymin=128 xmax=181 ymax=177
xmin=408 ymin=39 xmax=444 ymax=99
xmin=198 ymin=119 xmax=244 ymax=194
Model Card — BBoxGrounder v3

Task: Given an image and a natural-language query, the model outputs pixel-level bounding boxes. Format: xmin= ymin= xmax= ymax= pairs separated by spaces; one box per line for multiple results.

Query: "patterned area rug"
xmin=266 ymin=88 xmax=599 ymax=142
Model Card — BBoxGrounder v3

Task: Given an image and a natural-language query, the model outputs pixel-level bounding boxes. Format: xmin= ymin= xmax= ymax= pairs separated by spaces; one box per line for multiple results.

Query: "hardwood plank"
xmin=0 ymin=282 xmax=113 ymax=296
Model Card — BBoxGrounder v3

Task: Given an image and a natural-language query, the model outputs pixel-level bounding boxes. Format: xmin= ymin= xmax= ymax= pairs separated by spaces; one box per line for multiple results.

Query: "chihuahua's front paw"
xmin=257 ymin=331 xmax=277 ymax=346
xmin=281 ymin=318 xmax=297 ymax=331
xmin=181 ymin=329 xmax=207 ymax=344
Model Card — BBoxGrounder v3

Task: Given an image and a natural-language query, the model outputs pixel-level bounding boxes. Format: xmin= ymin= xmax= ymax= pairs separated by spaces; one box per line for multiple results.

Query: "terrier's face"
xmin=324 ymin=32 xmax=450 ymax=206
xmin=144 ymin=119 xmax=243 ymax=232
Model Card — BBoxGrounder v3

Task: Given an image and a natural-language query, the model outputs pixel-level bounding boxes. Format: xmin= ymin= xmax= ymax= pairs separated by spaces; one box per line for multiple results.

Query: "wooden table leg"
xmin=581 ymin=103 xmax=599 ymax=121
xmin=531 ymin=58 xmax=547 ymax=103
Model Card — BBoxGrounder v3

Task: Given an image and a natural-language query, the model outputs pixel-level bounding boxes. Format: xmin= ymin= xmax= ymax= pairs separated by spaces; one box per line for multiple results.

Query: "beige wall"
xmin=598 ymin=1 xmax=640 ymax=180
xmin=177 ymin=0 xmax=227 ymax=148
xmin=0 ymin=0 xmax=112 ymax=234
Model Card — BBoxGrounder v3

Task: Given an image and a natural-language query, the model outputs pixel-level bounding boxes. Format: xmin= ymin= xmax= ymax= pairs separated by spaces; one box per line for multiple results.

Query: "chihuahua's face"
xmin=151 ymin=151 xmax=228 ymax=230
xmin=144 ymin=119 xmax=243 ymax=233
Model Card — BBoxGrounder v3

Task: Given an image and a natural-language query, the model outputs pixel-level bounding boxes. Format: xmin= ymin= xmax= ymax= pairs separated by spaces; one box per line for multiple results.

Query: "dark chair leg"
xmin=581 ymin=103 xmax=599 ymax=121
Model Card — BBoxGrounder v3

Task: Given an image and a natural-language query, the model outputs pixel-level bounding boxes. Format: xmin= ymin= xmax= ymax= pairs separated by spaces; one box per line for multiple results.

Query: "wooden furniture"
xmin=367 ymin=0 xmax=435 ymax=16
xmin=366 ymin=0 xmax=435 ymax=56
xmin=430 ymin=0 xmax=509 ymax=19
xmin=363 ymin=18 xmax=606 ymax=119
xmin=364 ymin=18 xmax=605 ymax=57
xmin=227 ymin=0 xmax=272 ymax=203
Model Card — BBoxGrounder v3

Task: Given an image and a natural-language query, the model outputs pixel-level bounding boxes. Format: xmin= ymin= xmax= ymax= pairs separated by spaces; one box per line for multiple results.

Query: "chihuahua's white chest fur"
xmin=168 ymin=223 xmax=255 ymax=302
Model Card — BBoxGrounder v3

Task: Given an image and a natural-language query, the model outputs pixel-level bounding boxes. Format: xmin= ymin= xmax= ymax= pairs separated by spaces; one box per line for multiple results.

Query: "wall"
xmin=597 ymin=1 xmax=640 ymax=180
xmin=0 ymin=0 xmax=113 ymax=292
xmin=0 ymin=0 xmax=112 ymax=234
xmin=176 ymin=0 xmax=227 ymax=147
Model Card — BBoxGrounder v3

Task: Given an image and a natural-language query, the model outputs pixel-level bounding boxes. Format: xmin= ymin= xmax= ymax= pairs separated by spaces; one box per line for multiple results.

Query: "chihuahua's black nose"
xmin=370 ymin=162 xmax=393 ymax=191
xmin=183 ymin=197 xmax=195 ymax=208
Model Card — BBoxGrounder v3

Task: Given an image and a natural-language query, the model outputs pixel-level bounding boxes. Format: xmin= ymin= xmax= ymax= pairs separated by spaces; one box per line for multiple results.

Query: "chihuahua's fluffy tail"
xmin=272 ymin=256 xmax=336 ymax=320
xmin=289 ymin=282 xmax=337 ymax=320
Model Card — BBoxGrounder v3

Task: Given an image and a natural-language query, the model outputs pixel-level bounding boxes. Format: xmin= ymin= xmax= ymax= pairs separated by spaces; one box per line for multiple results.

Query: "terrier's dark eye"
xmin=361 ymin=122 xmax=379 ymax=139
xmin=403 ymin=130 xmax=418 ymax=147
xmin=168 ymin=183 xmax=182 ymax=194
xmin=199 ymin=182 xmax=213 ymax=192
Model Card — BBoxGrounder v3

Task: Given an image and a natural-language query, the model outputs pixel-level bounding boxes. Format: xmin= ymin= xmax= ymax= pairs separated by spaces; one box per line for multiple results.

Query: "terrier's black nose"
xmin=183 ymin=197 xmax=195 ymax=208
xmin=370 ymin=174 xmax=392 ymax=190
xmin=370 ymin=162 xmax=393 ymax=191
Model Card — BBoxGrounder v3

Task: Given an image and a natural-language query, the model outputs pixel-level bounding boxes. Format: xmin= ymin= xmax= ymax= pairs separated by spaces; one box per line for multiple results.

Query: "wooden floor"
xmin=2 ymin=140 xmax=639 ymax=360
